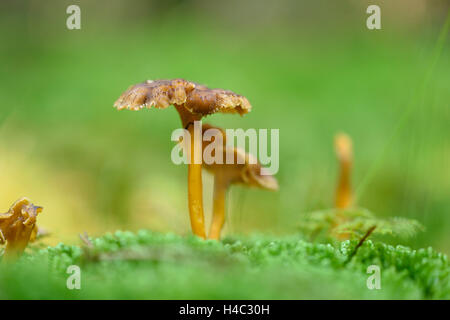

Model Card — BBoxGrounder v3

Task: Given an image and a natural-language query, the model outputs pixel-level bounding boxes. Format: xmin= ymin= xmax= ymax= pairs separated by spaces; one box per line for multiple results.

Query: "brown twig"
xmin=345 ymin=225 xmax=377 ymax=264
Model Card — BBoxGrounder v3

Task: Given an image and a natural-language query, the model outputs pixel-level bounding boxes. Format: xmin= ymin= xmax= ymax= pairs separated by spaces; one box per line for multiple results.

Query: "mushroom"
xmin=201 ymin=124 xmax=278 ymax=240
xmin=332 ymin=133 xmax=353 ymax=240
xmin=0 ymin=198 xmax=43 ymax=262
xmin=334 ymin=133 xmax=353 ymax=209
xmin=114 ymin=79 xmax=251 ymax=239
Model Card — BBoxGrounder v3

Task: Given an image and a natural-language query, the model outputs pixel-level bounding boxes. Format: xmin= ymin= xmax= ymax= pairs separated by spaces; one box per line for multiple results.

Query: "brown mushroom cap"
xmin=114 ymin=79 xmax=252 ymax=117
xmin=209 ymin=147 xmax=278 ymax=191
xmin=200 ymin=134 xmax=277 ymax=193
xmin=200 ymin=124 xmax=278 ymax=191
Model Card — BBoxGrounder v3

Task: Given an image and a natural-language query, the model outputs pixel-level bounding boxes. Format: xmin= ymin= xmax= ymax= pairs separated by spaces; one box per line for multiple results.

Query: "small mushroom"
xmin=333 ymin=133 xmax=353 ymax=240
xmin=201 ymin=124 xmax=278 ymax=240
xmin=0 ymin=198 xmax=43 ymax=262
xmin=334 ymin=133 xmax=353 ymax=209
xmin=114 ymin=79 xmax=251 ymax=239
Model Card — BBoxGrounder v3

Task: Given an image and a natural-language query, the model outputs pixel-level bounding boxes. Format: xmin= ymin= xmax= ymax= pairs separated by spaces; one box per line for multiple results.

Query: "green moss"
xmin=0 ymin=230 xmax=448 ymax=299
xmin=298 ymin=208 xmax=425 ymax=240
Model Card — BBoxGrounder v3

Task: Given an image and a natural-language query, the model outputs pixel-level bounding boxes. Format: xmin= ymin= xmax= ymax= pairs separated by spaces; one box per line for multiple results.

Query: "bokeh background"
xmin=0 ymin=0 xmax=449 ymax=253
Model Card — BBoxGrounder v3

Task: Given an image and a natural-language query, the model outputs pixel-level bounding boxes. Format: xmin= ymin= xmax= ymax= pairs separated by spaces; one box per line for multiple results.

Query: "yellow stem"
xmin=334 ymin=134 xmax=353 ymax=209
xmin=2 ymin=227 xmax=33 ymax=263
xmin=335 ymin=160 xmax=352 ymax=209
xmin=334 ymin=134 xmax=353 ymax=240
xmin=187 ymin=124 xmax=206 ymax=239
xmin=208 ymin=174 xmax=228 ymax=240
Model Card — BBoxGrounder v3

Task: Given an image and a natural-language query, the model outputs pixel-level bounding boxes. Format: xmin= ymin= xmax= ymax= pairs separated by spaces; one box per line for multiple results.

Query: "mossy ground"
xmin=0 ymin=231 xmax=448 ymax=300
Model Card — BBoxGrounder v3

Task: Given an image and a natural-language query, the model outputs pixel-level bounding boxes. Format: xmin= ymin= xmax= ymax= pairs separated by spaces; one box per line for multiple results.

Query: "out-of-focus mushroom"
xmin=114 ymin=79 xmax=251 ymax=239
xmin=0 ymin=198 xmax=43 ymax=262
xmin=201 ymin=124 xmax=278 ymax=240
xmin=332 ymin=133 xmax=353 ymax=240
xmin=334 ymin=133 xmax=353 ymax=209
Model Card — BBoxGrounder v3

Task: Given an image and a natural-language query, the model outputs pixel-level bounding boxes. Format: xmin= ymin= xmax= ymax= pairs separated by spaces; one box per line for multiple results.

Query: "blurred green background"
xmin=0 ymin=0 xmax=449 ymax=254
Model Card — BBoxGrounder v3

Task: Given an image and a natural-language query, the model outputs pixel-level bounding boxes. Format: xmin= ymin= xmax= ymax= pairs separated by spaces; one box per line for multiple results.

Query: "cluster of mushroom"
xmin=114 ymin=79 xmax=278 ymax=239
xmin=0 ymin=198 xmax=43 ymax=262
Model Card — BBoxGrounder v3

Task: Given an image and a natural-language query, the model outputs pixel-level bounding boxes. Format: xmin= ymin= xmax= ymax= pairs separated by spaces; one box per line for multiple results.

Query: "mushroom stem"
xmin=333 ymin=134 xmax=353 ymax=240
xmin=3 ymin=234 xmax=31 ymax=262
xmin=186 ymin=123 xmax=206 ymax=239
xmin=336 ymin=159 xmax=352 ymax=209
xmin=335 ymin=134 xmax=353 ymax=209
xmin=208 ymin=174 xmax=228 ymax=240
